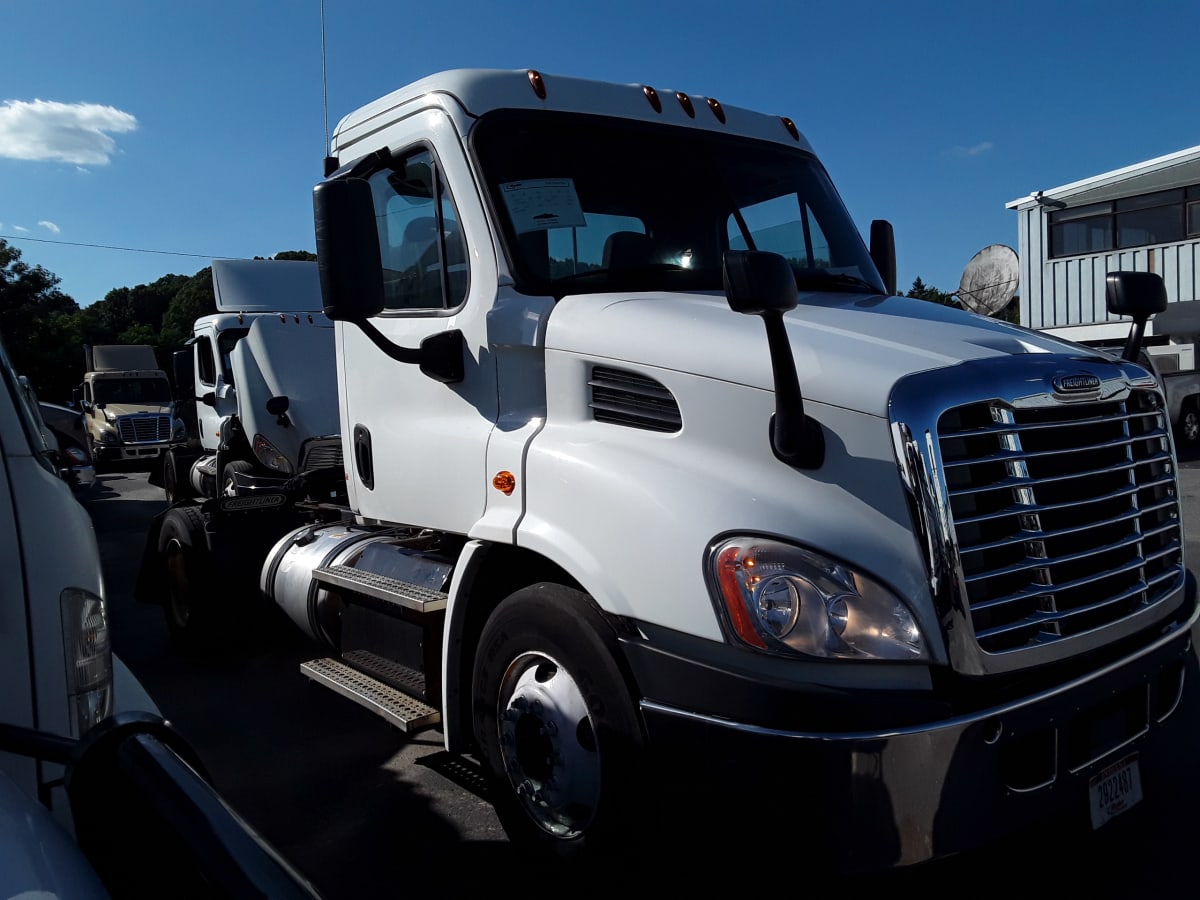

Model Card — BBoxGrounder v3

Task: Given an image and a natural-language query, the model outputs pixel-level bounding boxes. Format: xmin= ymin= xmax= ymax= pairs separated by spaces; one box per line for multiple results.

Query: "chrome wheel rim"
xmin=496 ymin=651 xmax=600 ymax=838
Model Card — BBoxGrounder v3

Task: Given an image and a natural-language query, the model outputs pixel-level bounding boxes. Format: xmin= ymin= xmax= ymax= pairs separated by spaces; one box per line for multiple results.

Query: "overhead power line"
xmin=0 ymin=233 xmax=244 ymax=261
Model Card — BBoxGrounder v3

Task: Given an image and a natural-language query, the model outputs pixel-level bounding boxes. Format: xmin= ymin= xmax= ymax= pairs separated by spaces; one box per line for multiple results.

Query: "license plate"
xmin=1089 ymin=753 xmax=1142 ymax=829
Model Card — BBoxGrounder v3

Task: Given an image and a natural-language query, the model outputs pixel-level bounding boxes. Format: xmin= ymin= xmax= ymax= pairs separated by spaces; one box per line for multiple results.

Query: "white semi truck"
xmin=148 ymin=257 xmax=343 ymax=646
xmin=140 ymin=68 xmax=1199 ymax=872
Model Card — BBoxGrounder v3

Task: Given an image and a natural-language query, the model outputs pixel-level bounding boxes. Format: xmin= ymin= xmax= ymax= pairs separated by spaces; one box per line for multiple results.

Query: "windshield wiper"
xmin=793 ymin=271 xmax=882 ymax=294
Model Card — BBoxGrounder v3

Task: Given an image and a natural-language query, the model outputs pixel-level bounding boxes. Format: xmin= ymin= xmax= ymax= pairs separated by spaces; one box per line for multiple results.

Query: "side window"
xmin=369 ymin=149 xmax=469 ymax=311
xmin=217 ymin=329 xmax=248 ymax=386
xmin=196 ymin=336 xmax=216 ymax=387
xmin=728 ymin=195 xmax=832 ymax=271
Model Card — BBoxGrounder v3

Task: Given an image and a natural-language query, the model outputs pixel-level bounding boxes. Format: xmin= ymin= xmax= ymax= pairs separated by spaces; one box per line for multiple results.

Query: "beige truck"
xmin=76 ymin=344 xmax=182 ymax=468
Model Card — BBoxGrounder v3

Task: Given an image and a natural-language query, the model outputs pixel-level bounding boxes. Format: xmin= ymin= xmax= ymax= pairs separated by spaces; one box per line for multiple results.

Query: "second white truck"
xmin=141 ymin=68 xmax=1199 ymax=872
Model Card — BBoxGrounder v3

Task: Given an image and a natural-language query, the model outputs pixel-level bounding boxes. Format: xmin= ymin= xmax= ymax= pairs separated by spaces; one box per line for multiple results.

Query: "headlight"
xmin=63 ymin=446 xmax=89 ymax=465
xmin=253 ymin=434 xmax=294 ymax=474
xmin=708 ymin=537 xmax=928 ymax=661
xmin=60 ymin=588 xmax=113 ymax=736
xmin=98 ymin=427 xmax=118 ymax=444
xmin=171 ymin=417 xmax=187 ymax=441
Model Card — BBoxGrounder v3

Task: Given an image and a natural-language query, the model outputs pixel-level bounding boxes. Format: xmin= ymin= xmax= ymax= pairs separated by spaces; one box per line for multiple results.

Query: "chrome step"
xmin=300 ymin=655 xmax=441 ymax=733
xmin=312 ymin=564 xmax=448 ymax=613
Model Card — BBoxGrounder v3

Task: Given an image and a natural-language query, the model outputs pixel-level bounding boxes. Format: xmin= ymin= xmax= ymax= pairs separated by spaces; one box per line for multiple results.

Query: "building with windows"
xmin=1008 ymin=145 xmax=1200 ymax=338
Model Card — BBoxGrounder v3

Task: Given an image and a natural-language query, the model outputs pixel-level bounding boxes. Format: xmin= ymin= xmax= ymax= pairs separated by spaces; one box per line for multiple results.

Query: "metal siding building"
xmin=1009 ymin=145 xmax=1200 ymax=337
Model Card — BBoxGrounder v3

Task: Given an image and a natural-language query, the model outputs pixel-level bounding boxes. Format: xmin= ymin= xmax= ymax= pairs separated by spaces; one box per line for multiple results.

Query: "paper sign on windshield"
xmin=500 ymin=179 xmax=586 ymax=233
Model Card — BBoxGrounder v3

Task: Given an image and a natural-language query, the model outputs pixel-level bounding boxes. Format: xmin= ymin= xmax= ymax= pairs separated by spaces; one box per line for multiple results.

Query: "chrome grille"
xmin=116 ymin=414 xmax=171 ymax=443
xmin=938 ymin=388 xmax=1181 ymax=654
xmin=299 ymin=437 xmax=344 ymax=472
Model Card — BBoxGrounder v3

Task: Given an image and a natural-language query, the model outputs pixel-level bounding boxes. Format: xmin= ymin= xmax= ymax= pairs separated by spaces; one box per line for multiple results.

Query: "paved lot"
xmin=82 ymin=453 xmax=1200 ymax=897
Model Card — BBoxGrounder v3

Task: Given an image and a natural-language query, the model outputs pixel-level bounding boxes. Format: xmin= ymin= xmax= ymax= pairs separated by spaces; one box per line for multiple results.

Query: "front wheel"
xmin=472 ymin=583 xmax=647 ymax=861
xmin=221 ymin=459 xmax=255 ymax=497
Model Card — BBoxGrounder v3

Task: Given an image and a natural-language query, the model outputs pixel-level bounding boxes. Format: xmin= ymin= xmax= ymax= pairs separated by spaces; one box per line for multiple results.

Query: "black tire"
xmin=157 ymin=505 xmax=214 ymax=650
xmin=221 ymin=459 xmax=255 ymax=497
xmin=1177 ymin=401 xmax=1200 ymax=447
xmin=163 ymin=451 xmax=193 ymax=503
xmin=471 ymin=583 xmax=647 ymax=863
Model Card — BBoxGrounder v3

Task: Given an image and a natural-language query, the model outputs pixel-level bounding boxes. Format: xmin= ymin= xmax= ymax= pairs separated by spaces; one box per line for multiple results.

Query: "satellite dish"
xmin=958 ymin=244 xmax=1019 ymax=316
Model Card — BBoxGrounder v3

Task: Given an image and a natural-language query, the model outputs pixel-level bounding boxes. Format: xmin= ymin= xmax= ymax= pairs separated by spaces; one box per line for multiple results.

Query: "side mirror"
xmin=723 ymin=249 xmax=798 ymax=315
xmin=94 ymin=401 xmax=106 ymax=411
xmin=869 ymin=220 xmax=897 ymax=296
xmin=722 ymin=250 xmax=823 ymax=469
xmin=201 ymin=392 xmax=216 ymax=407
xmin=172 ymin=350 xmax=195 ymax=395
xmin=313 ymin=178 xmax=385 ymax=322
xmin=1106 ymin=271 xmax=1167 ymax=362
xmin=266 ymin=395 xmax=290 ymax=427
xmin=72 ymin=386 xmax=83 ymax=407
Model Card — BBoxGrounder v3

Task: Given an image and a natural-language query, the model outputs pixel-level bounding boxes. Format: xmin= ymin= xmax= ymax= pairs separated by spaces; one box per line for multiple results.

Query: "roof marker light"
xmin=528 ymin=70 xmax=547 ymax=99
xmin=780 ymin=117 xmax=800 ymax=142
xmin=643 ymin=86 xmax=662 ymax=113
xmin=707 ymin=98 xmax=726 ymax=124
xmin=676 ymin=91 xmax=695 ymax=118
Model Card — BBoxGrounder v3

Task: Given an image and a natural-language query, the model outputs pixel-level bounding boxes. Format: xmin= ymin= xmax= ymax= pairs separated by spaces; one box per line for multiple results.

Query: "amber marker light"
xmin=780 ymin=116 xmax=800 ymax=142
xmin=643 ymin=86 xmax=662 ymax=113
xmin=707 ymin=98 xmax=726 ymax=124
xmin=676 ymin=91 xmax=695 ymax=118
xmin=527 ymin=70 xmax=547 ymax=99
xmin=716 ymin=546 xmax=767 ymax=649
xmin=493 ymin=471 xmax=516 ymax=496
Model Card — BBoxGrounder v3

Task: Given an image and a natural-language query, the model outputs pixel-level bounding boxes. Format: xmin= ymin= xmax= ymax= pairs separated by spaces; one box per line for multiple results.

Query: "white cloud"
xmin=12 ymin=224 xmax=28 ymax=232
xmin=38 ymin=220 xmax=60 ymax=234
xmin=0 ymin=99 xmax=137 ymax=165
xmin=948 ymin=141 xmax=995 ymax=158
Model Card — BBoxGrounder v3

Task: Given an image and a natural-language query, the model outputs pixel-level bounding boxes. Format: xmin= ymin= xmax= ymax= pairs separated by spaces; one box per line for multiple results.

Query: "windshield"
xmin=472 ymin=110 xmax=885 ymax=298
xmin=94 ymin=378 xmax=171 ymax=405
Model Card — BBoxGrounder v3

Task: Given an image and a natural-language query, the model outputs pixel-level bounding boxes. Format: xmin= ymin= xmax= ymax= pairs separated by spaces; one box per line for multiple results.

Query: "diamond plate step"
xmin=312 ymin=564 xmax=448 ymax=613
xmin=300 ymin=656 xmax=440 ymax=733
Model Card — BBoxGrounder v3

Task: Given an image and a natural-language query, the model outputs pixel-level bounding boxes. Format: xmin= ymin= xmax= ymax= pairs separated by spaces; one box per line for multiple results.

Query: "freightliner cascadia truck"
xmin=140 ymin=68 xmax=1199 ymax=872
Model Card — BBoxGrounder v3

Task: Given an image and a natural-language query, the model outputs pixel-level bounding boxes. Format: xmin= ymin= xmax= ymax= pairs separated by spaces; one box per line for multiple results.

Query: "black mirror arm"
xmin=762 ymin=310 xmax=825 ymax=469
xmin=352 ymin=319 xmax=465 ymax=384
xmin=1122 ymin=316 xmax=1150 ymax=363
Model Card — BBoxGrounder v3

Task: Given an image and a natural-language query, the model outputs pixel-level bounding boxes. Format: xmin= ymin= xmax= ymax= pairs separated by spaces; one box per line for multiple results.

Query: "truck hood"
xmin=548 ymin=290 xmax=1097 ymax=416
xmin=101 ymin=403 xmax=173 ymax=418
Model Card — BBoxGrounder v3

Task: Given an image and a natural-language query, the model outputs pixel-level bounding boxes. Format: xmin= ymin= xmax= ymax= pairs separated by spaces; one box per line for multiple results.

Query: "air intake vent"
xmin=116 ymin=414 xmax=171 ymax=443
xmin=589 ymin=367 xmax=681 ymax=433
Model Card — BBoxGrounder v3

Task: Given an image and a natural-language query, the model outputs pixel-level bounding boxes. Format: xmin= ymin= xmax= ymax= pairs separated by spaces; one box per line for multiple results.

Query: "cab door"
xmin=337 ymin=113 xmax=500 ymax=533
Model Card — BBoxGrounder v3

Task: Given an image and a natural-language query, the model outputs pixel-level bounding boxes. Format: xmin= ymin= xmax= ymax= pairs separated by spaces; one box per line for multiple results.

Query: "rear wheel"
xmin=158 ymin=505 xmax=213 ymax=650
xmin=163 ymin=451 xmax=193 ymax=503
xmin=472 ymin=583 xmax=647 ymax=862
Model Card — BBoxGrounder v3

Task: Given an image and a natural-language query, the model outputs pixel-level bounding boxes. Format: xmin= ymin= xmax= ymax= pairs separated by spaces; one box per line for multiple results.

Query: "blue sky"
xmin=1 ymin=0 xmax=1197 ymax=308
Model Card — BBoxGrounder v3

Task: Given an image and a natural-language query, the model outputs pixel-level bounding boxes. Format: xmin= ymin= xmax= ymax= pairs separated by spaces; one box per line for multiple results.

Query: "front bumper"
xmin=624 ymin=581 xmax=1200 ymax=873
xmin=93 ymin=443 xmax=168 ymax=462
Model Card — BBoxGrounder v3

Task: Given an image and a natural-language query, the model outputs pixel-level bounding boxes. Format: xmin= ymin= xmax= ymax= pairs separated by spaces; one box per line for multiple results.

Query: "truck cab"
xmin=161 ymin=258 xmax=342 ymax=501
xmin=76 ymin=343 xmax=181 ymax=469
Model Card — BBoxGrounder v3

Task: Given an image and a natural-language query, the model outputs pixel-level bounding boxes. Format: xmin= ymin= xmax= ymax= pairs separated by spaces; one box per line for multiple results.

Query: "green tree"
xmin=905 ymin=277 xmax=958 ymax=307
xmin=0 ymin=239 xmax=83 ymax=403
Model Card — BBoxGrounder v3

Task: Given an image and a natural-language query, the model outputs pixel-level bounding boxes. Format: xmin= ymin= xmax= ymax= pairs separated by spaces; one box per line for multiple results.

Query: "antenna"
xmin=957 ymin=244 xmax=1019 ymax=316
xmin=320 ymin=0 xmax=336 ymax=175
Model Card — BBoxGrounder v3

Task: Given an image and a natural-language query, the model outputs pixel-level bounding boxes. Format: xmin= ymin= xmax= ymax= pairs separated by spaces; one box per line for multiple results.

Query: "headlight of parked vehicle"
xmin=171 ymin=417 xmax=187 ymax=442
xmin=707 ymin=536 xmax=928 ymax=661
xmin=98 ymin=427 xmax=118 ymax=445
xmin=253 ymin=434 xmax=294 ymax=474
xmin=60 ymin=588 xmax=113 ymax=736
